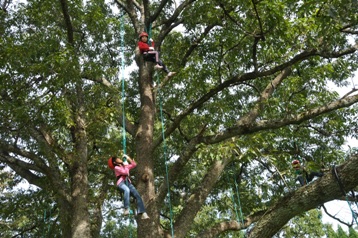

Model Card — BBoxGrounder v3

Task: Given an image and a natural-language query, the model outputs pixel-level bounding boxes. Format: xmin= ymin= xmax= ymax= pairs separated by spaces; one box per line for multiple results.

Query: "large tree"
xmin=1 ymin=0 xmax=357 ymax=237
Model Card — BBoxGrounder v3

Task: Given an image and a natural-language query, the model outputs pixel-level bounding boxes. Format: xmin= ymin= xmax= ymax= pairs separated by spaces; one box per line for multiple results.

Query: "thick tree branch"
xmin=154 ymin=0 xmax=197 ymax=49
xmin=59 ymin=0 xmax=74 ymax=45
xmin=115 ymin=0 xmax=141 ymax=33
xmin=0 ymin=143 xmax=71 ymax=202
xmin=155 ymin=134 xmax=202 ymax=206
xmin=173 ymin=157 xmax=232 ymax=238
xmin=149 ymin=0 xmax=170 ymax=24
xmin=251 ymin=0 xmax=265 ymax=41
xmin=179 ymin=24 xmax=216 ymax=67
xmin=163 ymin=49 xmax=321 ymax=143
xmin=197 ymin=210 xmax=267 ymax=238
xmin=202 ymin=93 xmax=358 ymax=144
xmin=164 ymin=0 xmax=196 ymax=26
xmin=81 ymin=75 xmax=137 ymax=137
xmin=247 ymin=154 xmax=358 ymax=238
xmin=238 ymin=67 xmax=291 ymax=124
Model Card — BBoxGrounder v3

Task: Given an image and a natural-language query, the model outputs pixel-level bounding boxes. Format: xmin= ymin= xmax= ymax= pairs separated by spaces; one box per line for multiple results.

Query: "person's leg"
xmin=147 ymin=50 xmax=160 ymax=63
xmin=297 ymin=175 xmax=305 ymax=186
xmin=146 ymin=51 xmax=159 ymax=63
xmin=157 ymin=60 xmax=170 ymax=73
xmin=307 ymin=171 xmax=323 ymax=183
xmin=128 ymin=183 xmax=146 ymax=214
xmin=118 ymin=182 xmax=130 ymax=210
xmin=143 ymin=52 xmax=156 ymax=63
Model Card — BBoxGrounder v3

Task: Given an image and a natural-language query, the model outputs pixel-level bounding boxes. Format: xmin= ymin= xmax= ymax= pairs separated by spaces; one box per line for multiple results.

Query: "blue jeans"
xmin=118 ymin=181 xmax=146 ymax=214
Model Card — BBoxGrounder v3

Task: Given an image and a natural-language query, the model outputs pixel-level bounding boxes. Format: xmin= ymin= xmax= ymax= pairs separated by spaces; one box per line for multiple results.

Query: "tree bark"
xmin=135 ymin=57 xmax=164 ymax=237
xmin=247 ymin=154 xmax=358 ymax=238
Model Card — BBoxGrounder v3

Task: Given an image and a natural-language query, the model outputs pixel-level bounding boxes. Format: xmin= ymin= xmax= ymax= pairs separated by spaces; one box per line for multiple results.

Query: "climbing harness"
xmin=155 ymin=72 xmax=175 ymax=237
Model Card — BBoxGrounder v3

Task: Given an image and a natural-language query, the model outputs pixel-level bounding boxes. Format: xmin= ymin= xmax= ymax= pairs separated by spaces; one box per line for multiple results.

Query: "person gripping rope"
xmin=108 ymin=154 xmax=150 ymax=219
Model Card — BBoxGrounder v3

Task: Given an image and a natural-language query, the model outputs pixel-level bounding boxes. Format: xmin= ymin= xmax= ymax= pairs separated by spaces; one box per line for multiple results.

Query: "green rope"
xmin=145 ymin=23 xmax=152 ymax=45
xmin=119 ymin=13 xmax=133 ymax=238
xmin=233 ymin=174 xmax=245 ymax=226
xmin=226 ymin=165 xmax=244 ymax=229
xmin=120 ymin=14 xmax=127 ymax=157
xmin=333 ymin=165 xmax=358 ymax=227
xmin=345 ymin=194 xmax=358 ymax=226
xmin=43 ymin=209 xmax=51 ymax=237
xmin=43 ymin=209 xmax=46 ymax=237
xmin=156 ymin=72 xmax=175 ymax=237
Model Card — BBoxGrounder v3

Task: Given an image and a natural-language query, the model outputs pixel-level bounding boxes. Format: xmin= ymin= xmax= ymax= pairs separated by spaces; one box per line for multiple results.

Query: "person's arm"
xmin=149 ymin=39 xmax=155 ymax=50
xmin=123 ymin=154 xmax=137 ymax=168
xmin=115 ymin=165 xmax=128 ymax=176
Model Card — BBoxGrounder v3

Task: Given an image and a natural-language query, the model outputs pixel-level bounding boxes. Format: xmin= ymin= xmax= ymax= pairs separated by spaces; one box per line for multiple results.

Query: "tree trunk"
xmin=70 ymin=162 xmax=91 ymax=238
xmin=68 ymin=83 xmax=91 ymax=238
xmin=135 ymin=57 xmax=164 ymax=237
xmin=57 ymin=198 xmax=73 ymax=238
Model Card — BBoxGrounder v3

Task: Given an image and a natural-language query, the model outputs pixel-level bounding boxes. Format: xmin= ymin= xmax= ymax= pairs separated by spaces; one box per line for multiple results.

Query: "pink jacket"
xmin=114 ymin=161 xmax=137 ymax=186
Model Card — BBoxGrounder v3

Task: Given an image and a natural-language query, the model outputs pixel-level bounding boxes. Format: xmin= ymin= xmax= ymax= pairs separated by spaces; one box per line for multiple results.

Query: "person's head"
xmin=112 ymin=156 xmax=123 ymax=166
xmin=292 ymin=159 xmax=301 ymax=169
xmin=139 ymin=32 xmax=148 ymax=42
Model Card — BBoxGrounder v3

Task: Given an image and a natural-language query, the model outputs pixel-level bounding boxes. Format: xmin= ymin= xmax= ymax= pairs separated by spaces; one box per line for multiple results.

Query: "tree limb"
xmin=321 ymin=204 xmax=353 ymax=227
xmin=173 ymin=156 xmax=232 ymax=237
xmin=197 ymin=209 xmax=267 ymax=238
xmin=202 ymin=93 xmax=358 ymax=144
xmin=247 ymin=154 xmax=358 ymax=238
xmin=155 ymin=135 xmax=201 ymax=206
xmin=59 ymin=0 xmax=74 ymax=45
xmin=180 ymin=24 xmax=216 ymax=67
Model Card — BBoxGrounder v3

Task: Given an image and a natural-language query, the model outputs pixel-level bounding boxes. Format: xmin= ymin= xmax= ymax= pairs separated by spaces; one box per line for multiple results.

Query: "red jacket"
xmin=138 ymin=40 xmax=155 ymax=54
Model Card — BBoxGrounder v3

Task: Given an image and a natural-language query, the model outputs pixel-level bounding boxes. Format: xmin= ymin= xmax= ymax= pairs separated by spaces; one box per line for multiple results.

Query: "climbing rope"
xmin=155 ymin=72 xmax=175 ymax=237
xmin=118 ymin=13 xmax=134 ymax=238
xmin=145 ymin=23 xmax=152 ymax=46
xmin=233 ymin=172 xmax=245 ymax=226
xmin=119 ymin=13 xmax=127 ymax=157
xmin=332 ymin=165 xmax=358 ymax=226
xmin=43 ymin=208 xmax=51 ymax=236
xmin=226 ymin=165 xmax=245 ymax=226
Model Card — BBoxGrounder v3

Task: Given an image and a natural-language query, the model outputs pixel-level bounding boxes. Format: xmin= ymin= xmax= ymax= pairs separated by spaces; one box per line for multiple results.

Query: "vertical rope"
xmin=233 ymin=174 xmax=245 ymax=225
xmin=43 ymin=208 xmax=51 ymax=237
xmin=226 ymin=165 xmax=245 ymax=231
xmin=120 ymin=14 xmax=127 ymax=156
xmin=156 ymin=73 xmax=175 ymax=237
xmin=145 ymin=23 xmax=152 ymax=45
xmin=333 ymin=166 xmax=358 ymax=226
xmin=119 ymin=13 xmax=133 ymax=238
xmin=43 ymin=209 xmax=46 ymax=237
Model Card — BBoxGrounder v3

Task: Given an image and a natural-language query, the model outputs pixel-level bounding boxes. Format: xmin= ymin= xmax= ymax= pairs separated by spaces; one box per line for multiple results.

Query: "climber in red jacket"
xmin=138 ymin=32 xmax=176 ymax=77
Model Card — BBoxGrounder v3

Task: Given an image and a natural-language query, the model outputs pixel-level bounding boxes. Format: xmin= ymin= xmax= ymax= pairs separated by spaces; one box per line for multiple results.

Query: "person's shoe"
xmin=141 ymin=212 xmax=150 ymax=220
xmin=154 ymin=64 xmax=163 ymax=70
xmin=123 ymin=208 xmax=130 ymax=216
xmin=167 ymin=72 xmax=176 ymax=77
